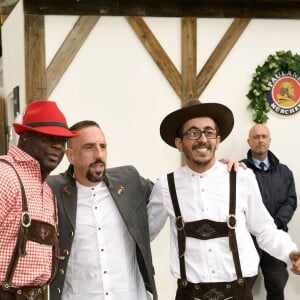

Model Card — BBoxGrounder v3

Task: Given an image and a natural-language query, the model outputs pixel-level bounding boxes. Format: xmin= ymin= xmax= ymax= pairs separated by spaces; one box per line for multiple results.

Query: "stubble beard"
xmin=254 ymin=146 xmax=268 ymax=157
xmin=87 ymin=168 xmax=106 ymax=183
xmin=184 ymin=142 xmax=216 ymax=168
xmin=86 ymin=159 xmax=106 ymax=183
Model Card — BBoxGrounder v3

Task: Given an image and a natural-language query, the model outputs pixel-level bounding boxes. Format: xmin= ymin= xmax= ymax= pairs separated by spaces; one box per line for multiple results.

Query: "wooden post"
xmin=24 ymin=14 xmax=47 ymax=104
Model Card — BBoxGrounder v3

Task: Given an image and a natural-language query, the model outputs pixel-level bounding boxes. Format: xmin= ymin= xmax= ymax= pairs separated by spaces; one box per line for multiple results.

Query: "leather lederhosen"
xmin=167 ymin=170 xmax=254 ymax=300
xmin=0 ymin=159 xmax=60 ymax=300
xmin=0 ymin=285 xmax=47 ymax=300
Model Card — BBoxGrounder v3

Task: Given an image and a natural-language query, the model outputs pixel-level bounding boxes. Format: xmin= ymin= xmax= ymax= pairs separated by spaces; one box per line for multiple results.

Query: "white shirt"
xmin=148 ymin=161 xmax=297 ymax=283
xmin=62 ymin=181 xmax=149 ymax=300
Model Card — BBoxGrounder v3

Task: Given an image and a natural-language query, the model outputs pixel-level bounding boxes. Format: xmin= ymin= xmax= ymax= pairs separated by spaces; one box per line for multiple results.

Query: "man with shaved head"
xmin=241 ymin=124 xmax=297 ymax=300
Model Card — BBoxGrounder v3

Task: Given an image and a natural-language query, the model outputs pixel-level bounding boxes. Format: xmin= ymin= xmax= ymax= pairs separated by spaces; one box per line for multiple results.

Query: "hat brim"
xmin=160 ymin=102 xmax=234 ymax=147
xmin=13 ymin=123 xmax=78 ymax=138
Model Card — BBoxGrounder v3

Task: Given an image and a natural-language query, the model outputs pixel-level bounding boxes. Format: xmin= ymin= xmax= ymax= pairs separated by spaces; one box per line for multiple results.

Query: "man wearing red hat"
xmin=148 ymin=100 xmax=300 ymax=300
xmin=0 ymin=100 xmax=77 ymax=300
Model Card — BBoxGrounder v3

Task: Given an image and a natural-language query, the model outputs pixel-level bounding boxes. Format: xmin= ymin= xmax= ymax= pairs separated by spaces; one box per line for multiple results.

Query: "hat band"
xmin=25 ymin=121 xmax=68 ymax=129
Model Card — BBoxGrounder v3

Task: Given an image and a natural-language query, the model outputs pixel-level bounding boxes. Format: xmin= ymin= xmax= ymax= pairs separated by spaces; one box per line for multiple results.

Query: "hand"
xmin=219 ymin=158 xmax=247 ymax=172
xmin=289 ymin=250 xmax=300 ymax=274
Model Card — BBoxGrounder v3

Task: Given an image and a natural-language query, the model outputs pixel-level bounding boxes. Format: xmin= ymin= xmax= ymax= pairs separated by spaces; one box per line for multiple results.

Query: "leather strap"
xmin=228 ymin=170 xmax=244 ymax=286
xmin=167 ymin=172 xmax=187 ymax=282
xmin=0 ymin=159 xmax=30 ymax=288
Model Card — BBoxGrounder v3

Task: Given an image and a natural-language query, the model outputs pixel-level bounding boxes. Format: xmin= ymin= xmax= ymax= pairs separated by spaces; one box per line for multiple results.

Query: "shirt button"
xmin=208 ymin=249 xmax=212 ymax=252
xmin=56 ymin=288 xmax=61 ymax=294
xmin=98 ymin=227 xmax=101 ymax=231
xmin=94 ymin=206 xmax=98 ymax=209
xmin=104 ymin=271 xmax=107 ymax=274
xmin=211 ymin=270 xmax=215 ymax=273
xmin=101 ymin=249 xmax=104 ymax=252
xmin=69 ymin=231 xmax=74 ymax=237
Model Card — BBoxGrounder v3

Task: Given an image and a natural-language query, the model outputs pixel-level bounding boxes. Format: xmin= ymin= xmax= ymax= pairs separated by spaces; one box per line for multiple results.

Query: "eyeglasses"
xmin=181 ymin=128 xmax=218 ymax=140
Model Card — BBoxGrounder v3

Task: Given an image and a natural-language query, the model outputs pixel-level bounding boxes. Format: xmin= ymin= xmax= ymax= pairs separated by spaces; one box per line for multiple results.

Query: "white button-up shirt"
xmin=148 ymin=161 xmax=297 ymax=283
xmin=62 ymin=181 xmax=149 ymax=300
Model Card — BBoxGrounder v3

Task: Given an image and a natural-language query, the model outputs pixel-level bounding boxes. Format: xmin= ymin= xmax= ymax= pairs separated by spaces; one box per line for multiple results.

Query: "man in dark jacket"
xmin=241 ymin=124 xmax=297 ymax=300
xmin=47 ymin=120 xmax=157 ymax=300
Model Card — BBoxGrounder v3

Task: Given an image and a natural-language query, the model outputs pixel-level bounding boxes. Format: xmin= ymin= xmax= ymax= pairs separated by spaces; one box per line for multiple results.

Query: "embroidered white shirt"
xmin=148 ymin=161 xmax=297 ymax=283
xmin=62 ymin=181 xmax=149 ymax=300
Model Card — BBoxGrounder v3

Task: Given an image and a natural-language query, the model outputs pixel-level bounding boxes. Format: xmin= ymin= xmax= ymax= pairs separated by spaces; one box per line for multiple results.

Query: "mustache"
xmin=89 ymin=159 xmax=106 ymax=168
xmin=192 ymin=142 xmax=211 ymax=151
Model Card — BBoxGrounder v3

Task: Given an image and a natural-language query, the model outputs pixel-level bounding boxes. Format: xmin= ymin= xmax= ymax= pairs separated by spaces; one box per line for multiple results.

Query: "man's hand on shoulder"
xmin=219 ymin=158 xmax=247 ymax=172
xmin=290 ymin=250 xmax=300 ymax=275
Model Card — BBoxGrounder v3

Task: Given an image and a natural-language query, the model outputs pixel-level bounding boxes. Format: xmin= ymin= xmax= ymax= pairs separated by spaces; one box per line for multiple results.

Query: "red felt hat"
xmin=13 ymin=99 xmax=78 ymax=137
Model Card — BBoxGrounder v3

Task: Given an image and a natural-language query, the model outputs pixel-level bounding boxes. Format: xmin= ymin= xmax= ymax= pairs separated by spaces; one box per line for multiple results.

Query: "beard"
xmin=184 ymin=142 xmax=216 ymax=167
xmin=255 ymin=148 xmax=267 ymax=155
xmin=86 ymin=159 xmax=106 ymax=183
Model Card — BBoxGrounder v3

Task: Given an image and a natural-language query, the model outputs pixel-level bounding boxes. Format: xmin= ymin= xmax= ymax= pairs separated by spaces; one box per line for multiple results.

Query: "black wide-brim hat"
xmin=160 ymin=100 xmax=234 ymax=147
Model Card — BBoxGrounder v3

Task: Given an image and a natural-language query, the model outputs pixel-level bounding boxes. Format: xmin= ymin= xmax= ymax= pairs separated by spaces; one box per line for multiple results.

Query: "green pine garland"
xmin=247 ymin=50 xmax=300 ymax=123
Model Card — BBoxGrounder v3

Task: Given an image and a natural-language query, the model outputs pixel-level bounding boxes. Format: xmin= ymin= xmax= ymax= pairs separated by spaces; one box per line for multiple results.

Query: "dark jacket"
xmin=241 ymin=150 xmax=297 ymax=231
xmin=47 ymin=165 xmax=157 ymax=300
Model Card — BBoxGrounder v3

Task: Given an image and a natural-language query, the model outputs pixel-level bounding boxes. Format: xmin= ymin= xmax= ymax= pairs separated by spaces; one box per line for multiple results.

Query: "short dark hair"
xmin=69 ymin=120 xmax=100 ymax=131
xmin=67 ymin=120 xmax=101 ymax=148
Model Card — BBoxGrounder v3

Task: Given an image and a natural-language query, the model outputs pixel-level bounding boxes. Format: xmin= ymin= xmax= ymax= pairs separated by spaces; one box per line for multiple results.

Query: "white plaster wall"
xmin=1 ymin=1 xmax=25 ymax=112
xmin=2 ymin=5 xmax=300 ymax=299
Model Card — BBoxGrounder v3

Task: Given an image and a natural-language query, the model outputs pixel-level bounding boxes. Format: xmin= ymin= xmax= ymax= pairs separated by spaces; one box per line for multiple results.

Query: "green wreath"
xmin=247 ymin=50 xmax=300 ymax=123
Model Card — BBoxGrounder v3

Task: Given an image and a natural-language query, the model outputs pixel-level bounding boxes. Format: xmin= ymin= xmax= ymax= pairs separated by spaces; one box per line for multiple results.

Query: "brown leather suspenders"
xmin=0 ymin=159 xmax=59 ymax=289
xmin=167 ymin=170 xmax=246 ymax=288
xmin=228 ymin=169 xmax=245 ymax=286
xmin=167 ymin=171 xmax=188 ymax=283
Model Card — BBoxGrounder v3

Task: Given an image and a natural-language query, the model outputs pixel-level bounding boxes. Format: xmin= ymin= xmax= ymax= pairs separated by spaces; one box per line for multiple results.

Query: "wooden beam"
xmin=127 ymin=16 xmax=182 ymax=99
xmin=196 ymin=18 xmax=250 ymax=98
xmin=24 ymin=0 xmax=300 ymax=19
xmin=0 ymin=3 xmax=17 ymax=25
xmin=0 ymin=0 xmax=19 ymax=5
xmin=24 ymin=14 xmax=47 ymax=104
xmin=46 ymin=16 xmax=100 ymax=97
xmin=181 ymin=17 xmax=197 ymax=103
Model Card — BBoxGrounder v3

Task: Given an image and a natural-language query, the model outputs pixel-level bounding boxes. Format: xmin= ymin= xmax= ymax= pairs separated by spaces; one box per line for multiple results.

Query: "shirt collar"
xmin=184 ymin=160 xmax=219 ymax=177
xmin=76 ymin=180 xmax=105 ymax=191
xmin=8 ymin=146 xmax=39 ymax=164
xmin=252 ymin=157 xmax=270 ymax=170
